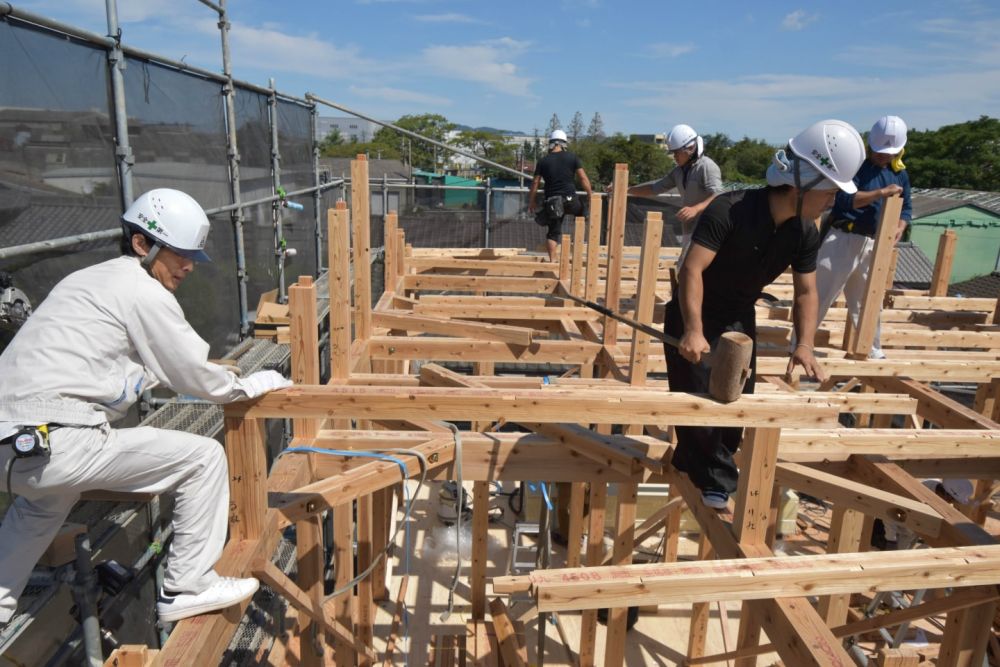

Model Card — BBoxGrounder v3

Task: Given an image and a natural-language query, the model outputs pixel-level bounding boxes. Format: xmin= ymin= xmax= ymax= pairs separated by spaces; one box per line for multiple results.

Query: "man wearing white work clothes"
xmin=813 ymin=115 xmax=912 ymax=359
xmin=0 ymin=188 xmax=291 ymax=625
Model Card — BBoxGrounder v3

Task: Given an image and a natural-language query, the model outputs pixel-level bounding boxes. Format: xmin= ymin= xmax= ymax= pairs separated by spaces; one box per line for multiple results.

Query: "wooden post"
xmin=565 ymin=482 xmax=586 ymax=568
xmin=627 ymin=212 xmax=662 ymax=386
xmin=224 ymin=416 xmax=267 ymax=540
xmin=579 ymin=482 xmax=607 ymax=666
xmin=351 ymin=155 xmax=373 ymax=347
xmin=585 ymin=194 xmax=602 ymax=301
xmin=288 ymin=276 xmax=319 ymax=442
xmin=687 ymin=535 xmax=715 ymax=660
xmin=356 ymin=494 xmax=374 ymax=665
xmin=331 ymin=503 xmax=355 ymax=664
xmin=885 ymin=246 xmax=899 ymax=292
xmin=732 ymin=427 xmax=781 ymax=667
xmin=930 ymin=229 xmax=958 ymax=297
xmin=817 ymin=507 xmax=865 ymax=625
xmin=371 ymin=487 xmax=390 ymax=601
xmin=384 ymin=210 xmax=398 ymax=293
xmin=603 ymin=482 xmax=637 ymax=667
xmin=559 ymin=233 xmax=571 ymax=281
xmin=329 ymin=203 xmax=352 ymax=383
xmin=876 ymin=648 xmax=920 ymax=666
xmin=571 ymin=217 xmax=586 ymax=296
xmin=296 ymin=515 xmax=325 ymax=667
xmin=602 ymin=164 xmax=629 ymax=347
xmin=850 ymin=195 xmax=903 ymax=357
xmin=471 ymin=480 xmax=489 ymax=620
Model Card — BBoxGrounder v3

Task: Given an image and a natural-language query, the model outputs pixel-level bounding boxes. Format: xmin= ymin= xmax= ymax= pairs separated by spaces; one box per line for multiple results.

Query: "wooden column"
xmin=224 ymin=416 xmax=267 ymax=541
xmin=471 ymin=480 xmax=490 ymax=621
xmin=356 ymin=494 xmax=374 ymax=665
xmin=732 ymin=427 xmax=781 ymax=667
xmin=579 ymin=482 xmax=607 ymax=667
xmin=384 ymin=210 xmax=399 ymax=293
xmin=571 ymin=216 xmax=586 ymax=295
xmin=585 ymin=194 xmax=602 ymax=301
xmin=296 ymin=515 xmax=325 ymax=667
xmin=565 ymin=482 xmax=586 ymax=568
xmin=849 ymin=195 xmax=903 ymax=357
xmin=817 ymin=507 xmax=865 ymax=625
xmin=602 ymin=164 xmax=629 ymax=347
xmin=329 ymin=203 xmax=352 ymax=384
xmin=930 ymin=229 xmax=958 ymax=297
xmin=351 ymin=155 xmax=373 ymax=349
xmin=687 ymin=536 xmax=715 ymax=660
xmin=559 ymin=233 xmax=571 ymax=281
xmin=371 ymin=487 xmax=391 ymax=602
xmin=288 ymin=276 xmax=319 ymax=442
xmin=331 ymin=502 xmax=356 ymax=664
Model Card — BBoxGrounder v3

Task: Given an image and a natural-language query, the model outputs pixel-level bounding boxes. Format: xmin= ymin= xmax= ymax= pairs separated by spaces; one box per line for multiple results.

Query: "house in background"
xmin=909 ymin=188 xmax=1000 ymax=284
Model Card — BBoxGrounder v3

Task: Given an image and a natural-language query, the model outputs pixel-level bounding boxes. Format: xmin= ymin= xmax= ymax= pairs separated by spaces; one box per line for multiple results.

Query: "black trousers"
xmin=663 ymin=300 xmax=757 ymax=494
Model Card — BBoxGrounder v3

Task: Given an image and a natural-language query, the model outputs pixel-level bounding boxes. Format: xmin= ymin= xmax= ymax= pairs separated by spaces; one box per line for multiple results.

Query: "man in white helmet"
xmin=666 ymin=120 xmax=865 ymax=509
xmin=528 ymin=129 xmax=593 ymax=261
xmin=0 ymin=188 xmax=292 ymax=627
xmin=812 ymin=115 xmax=912 ymax=359
xmin=627 ymin=124 xmax=724 ymax=256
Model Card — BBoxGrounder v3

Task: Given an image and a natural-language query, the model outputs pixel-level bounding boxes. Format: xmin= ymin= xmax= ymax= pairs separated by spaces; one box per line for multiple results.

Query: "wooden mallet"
xmin=561 ymin=293 xmax=753 ymax=403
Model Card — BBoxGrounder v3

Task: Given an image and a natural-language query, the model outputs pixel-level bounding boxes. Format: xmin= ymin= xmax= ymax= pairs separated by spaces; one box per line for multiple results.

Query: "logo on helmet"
xmin=811 ymin=149 xmax=833 ymax=171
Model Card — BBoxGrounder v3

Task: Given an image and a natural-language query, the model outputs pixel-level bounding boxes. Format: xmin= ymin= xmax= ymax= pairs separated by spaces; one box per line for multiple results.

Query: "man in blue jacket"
xmin=814 ymin=115 xmax=912 ymax=359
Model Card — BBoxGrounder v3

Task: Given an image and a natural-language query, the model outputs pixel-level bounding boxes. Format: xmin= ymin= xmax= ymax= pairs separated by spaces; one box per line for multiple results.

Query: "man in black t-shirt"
xmin=528 ymin=129 xmax=593 ymax=261
xmin=667 ymin=120 xmax=866 ymax=509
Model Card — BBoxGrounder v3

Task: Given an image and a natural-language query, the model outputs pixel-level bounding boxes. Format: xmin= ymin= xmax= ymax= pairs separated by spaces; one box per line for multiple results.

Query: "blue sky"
xmin=15 ymin=0 xmax=1000 ymax=143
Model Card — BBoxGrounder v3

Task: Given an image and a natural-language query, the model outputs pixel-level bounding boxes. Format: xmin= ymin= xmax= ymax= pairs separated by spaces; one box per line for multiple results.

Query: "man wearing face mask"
xmin=0 ymin=188 xmax=292 ymax=627
xmin=813 ymin=115 xmax=912 ymax=359
xmin=666 ymin=120 xmax=865 ymax=509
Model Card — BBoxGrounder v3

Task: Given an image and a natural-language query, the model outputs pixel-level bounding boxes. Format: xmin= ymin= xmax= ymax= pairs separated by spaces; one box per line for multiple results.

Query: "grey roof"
xmin=0 ymin=187 xmax=119 ymax=249
xmin=949 ymin=272 xmax=1000 ymax=299
xmin=892 ymin=241 xmax=935 ymax=289
xmin=911 ymin=188 xmax=1000 ymax=217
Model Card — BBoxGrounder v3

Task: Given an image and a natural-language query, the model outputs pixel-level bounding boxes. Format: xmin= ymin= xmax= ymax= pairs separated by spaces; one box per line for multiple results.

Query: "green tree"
xmin=576 ymin=134 xmax=672 ymax=189
xmin=904 ymin=116 xmax=999 ymax=190
xmin=568 ymin=112 xmax=585 ymax=144
xmin=717 ymin=137 xmax=774 ymax=183
xmin=319 ymin=127 xmax=343 ymax=154
xmin=587 ymin=112 xmax=605 ymax=141
xmin=371 ymin=113 xmax=454 ymax=171
xmin=451 ymin=130 xmax=518 ymax=178
xmin=546 ymin=113 xmax=562 ymax=137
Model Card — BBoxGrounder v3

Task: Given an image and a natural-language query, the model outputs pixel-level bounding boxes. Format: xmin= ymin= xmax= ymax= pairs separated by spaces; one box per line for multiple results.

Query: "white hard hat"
xmin=549 ymin=129 xmax=568 ymax=144
xmin=123 ymin=188 xmax=212 ymax=262
xmin=666 ymin=124 xmax=698 ymax=151
xmin=869 ymin=115 xmax=907 ymax=154
xmin=787 ymin=119 xmax=866 ymax=194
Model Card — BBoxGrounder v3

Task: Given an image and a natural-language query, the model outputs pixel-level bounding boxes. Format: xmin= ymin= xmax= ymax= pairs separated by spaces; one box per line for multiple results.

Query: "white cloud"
xmin=413 ymin=13 xmax=483 ymax=24
xmin=611 ymin=69 xmax=1000 ymax=143
xmin=421 ymin=39 xmax=534 ymax=97
xmin=645 ymin=42 xmax=695 ymax=58
xmin=348 ymin=85 xmax=452 ymax=107
xmin=781 ymin=9 xmax=818 ymax=31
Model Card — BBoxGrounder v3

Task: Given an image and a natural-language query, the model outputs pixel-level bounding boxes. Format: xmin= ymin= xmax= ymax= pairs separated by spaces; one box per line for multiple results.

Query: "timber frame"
xmin=116 ymin=156 xmax=1000 ymax=667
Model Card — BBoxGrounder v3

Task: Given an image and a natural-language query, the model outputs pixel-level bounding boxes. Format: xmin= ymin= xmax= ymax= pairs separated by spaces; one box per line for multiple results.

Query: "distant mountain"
xmin=452 ymin=124 xmax=525 ymax=136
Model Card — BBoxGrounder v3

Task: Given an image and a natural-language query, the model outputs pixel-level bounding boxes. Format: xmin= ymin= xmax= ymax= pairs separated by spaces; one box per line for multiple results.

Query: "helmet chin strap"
xmin=141 ymin=242 xmax=162 ymax=268
xmin=789 ymin=147 xmax=827 ymax=220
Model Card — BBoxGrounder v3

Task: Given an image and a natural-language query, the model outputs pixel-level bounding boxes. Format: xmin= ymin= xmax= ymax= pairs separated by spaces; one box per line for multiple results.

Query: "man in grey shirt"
xmin=628 ymin=124 xmax=724 ymax=256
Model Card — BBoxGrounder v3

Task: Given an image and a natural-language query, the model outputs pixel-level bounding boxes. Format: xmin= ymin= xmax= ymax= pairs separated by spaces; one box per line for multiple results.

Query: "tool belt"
xmin=829 ymin=218 xmax=875 ymax=238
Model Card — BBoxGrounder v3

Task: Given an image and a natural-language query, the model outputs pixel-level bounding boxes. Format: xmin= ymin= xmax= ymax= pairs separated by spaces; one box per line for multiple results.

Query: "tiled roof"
xmin=892 ymin=241 xmax=935 ymax=289
xmin=911 ymin=188 xmax=1000 ymax=217
xmin=949 ymin=272 xmax=1000 ymax=299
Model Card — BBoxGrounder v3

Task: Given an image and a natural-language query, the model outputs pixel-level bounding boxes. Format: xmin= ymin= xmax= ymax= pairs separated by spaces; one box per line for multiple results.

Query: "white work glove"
xmin=238 ymin=370 xmax=292 ymax=399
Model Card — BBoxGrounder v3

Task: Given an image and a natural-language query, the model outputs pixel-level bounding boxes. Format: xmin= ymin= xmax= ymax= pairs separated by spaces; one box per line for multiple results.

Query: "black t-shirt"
xmin=535 ymin=150 xmax=583 ymax=198
xmin=691 ymin=187 xmax=820 ymax=317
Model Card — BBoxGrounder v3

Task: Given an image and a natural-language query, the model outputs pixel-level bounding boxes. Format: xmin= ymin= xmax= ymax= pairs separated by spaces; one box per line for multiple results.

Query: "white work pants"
xmin=814 ymin=229 xmax=883 ymax=357
xmin=0 ymin=425 xmax=229 ymax=623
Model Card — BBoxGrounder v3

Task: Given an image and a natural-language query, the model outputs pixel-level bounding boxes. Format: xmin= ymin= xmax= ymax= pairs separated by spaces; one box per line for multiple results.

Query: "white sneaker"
xmin=156 ymin=576 xmax=259 ymax=623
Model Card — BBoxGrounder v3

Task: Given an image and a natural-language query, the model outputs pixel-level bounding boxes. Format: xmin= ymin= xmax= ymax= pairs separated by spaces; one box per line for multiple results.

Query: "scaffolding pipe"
xmin=0 ymin=3 xmax=311 ymax=105
xmin=268 ymin=78 xmax=288 ymax=303
xmin=306 ymin=93 xmax=534 ymax=181
xmin=104 ymin=0 xmax=134 ymax=208
xmin=215 ymin=0 xmax=251 ymax=338
xmin=312 ymin=105 xmax=324 ymax=272
xmin=71 ymin=534 xmax=103 ymax=667
xmin=484 ymin=181 xmax=492 ymax=248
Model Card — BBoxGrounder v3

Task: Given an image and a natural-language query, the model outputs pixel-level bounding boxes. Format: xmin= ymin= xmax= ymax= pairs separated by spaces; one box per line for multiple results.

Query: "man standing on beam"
xmin=666 ymin=120 xmax=865 ymax=508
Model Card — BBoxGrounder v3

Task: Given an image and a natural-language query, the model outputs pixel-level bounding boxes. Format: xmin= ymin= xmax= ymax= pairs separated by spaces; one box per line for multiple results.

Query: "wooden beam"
xmin=228 ymin=385 xmax=842 ymax=427
xmin=816 ymin=507 xmax=864 ymax=626
xmin=224 ymin=416 xmax=267 ymax=541
xmin=528 ymin=544 xmax=1000 ymax=611
xmin=295 ymin=515 xmax=325 ymax=667
xmin=372 ymin=310 xmax=534 ymax=345
xmin=774 ymin=462 xmax=943 ymax=537
xmin=489 ymin=598 xmax=526 ymax=667
xmin=579 ymin=482 xmax=607 ymax=667
xmin=289 ymin=276 xmax=320 ymax=442
xmin=863 ymin=376 xmax=1000 ymax=429
xmin=402 ymin=274 xmax=559 ymax=293
xmin=602 ymin=164 xmax=629 ymax=346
